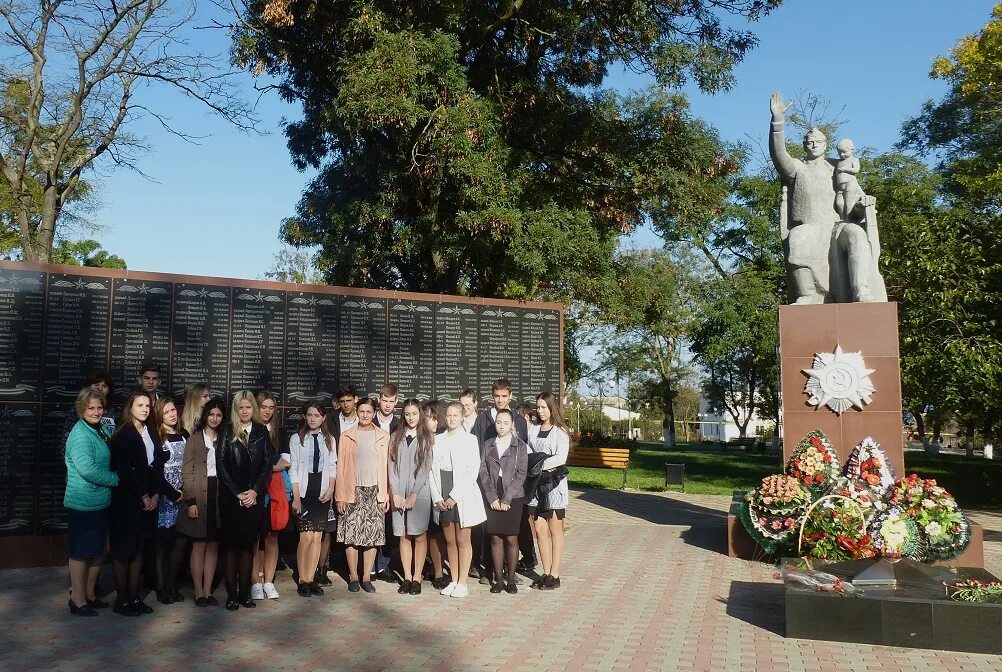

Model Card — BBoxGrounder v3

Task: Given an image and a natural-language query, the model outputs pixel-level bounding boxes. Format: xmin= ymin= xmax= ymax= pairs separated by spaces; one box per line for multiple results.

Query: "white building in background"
xmin=697 ymin=399 xmax=772 ymax=442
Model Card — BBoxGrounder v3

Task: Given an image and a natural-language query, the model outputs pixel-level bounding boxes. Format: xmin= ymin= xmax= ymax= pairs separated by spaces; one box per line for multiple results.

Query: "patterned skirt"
xmin=336 ymin=485 xmax=385 ymax=547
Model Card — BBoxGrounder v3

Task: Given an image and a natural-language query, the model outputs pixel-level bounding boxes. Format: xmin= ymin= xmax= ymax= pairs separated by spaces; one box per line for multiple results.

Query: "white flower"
xmin=924 ymin=522 xmax=943 ymax=537
xmin=921 ymin=498 xmax=937 ymax=509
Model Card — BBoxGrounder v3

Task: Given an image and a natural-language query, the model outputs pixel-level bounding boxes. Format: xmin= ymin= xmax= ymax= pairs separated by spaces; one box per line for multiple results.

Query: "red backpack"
xmin=268 ymin=471 xmax=290 ymax=531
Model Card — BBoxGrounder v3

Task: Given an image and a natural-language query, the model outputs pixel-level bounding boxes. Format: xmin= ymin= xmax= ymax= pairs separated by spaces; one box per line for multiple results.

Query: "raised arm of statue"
xmin=768 ymin=92 xmax=798 ymax=179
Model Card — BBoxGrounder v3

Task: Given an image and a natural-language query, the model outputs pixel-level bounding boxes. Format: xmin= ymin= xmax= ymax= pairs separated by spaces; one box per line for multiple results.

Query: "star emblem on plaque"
xmin=802 ymin=344 xmax=875 ymax=414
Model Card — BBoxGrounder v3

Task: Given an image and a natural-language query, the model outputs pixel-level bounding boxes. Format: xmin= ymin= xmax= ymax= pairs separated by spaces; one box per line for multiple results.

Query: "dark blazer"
xmin=374 ymin=413 xmax=400 ymax=435
xmin=472 ymin=409 xmax=528 ymax=457
xmin=109 ymin=423 xmax=159 ymax=556
xmin=175 ymin=429 xmax=220 ymax=539
xmin=216 ymin=422 xmax=274 ymax=499
xmin=479 ymin=436 xmax=529 ymax=506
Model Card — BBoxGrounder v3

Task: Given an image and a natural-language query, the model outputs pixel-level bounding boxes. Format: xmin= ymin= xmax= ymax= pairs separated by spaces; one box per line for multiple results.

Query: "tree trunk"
xmin=912 ymin=407 xmax=929 ymax=451
xmin=662 ymin=380 xmax=676 ymax=450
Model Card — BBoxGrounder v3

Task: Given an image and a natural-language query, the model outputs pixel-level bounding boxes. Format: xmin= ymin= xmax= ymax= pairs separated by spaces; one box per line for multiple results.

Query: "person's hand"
xmin=241 ymin=490 xmax=257 ymax=507
xmin=319 ymin=490 xmax=332 ymax=504
xmin=770 ymin=92 xmax=791 ymax=121
xmin=500 ymin=502 xmax=510 ymax=512
xmin=393 ymin=495 xmax=405 ymax=510
xmin=435 ymin=500 xmax=448 ymax=512
xmin=141 ymin=495 xmax=151 ymax=509
xmin=490 ymin=500 xmax=502 ymax=511
xmin=444 ymin=497 xmax=456 ymax=510
xmin=405 ymin=493 xmax=417 ymax=510
xmin=292 ymin=498 xmax=302 ymax=515
xmin=187 ymin=504 xmax=198 ymax=519
xmin=382 ymin=499 xmax=390 ymax=514
xmin=149 ymin=494 xmax=159 ymax=510
xmin=337 ymin=501 xmax=346 ymax=515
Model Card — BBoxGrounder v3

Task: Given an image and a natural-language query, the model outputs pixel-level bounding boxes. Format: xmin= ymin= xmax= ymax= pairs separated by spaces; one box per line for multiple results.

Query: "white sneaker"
xmin=450 ymin=583 xmax=469 ymax=598
xmin=263 ymin=582 xmax=279 ymax=599
xmin=439 ymin=581 xmax=456 ymax=596
xmin=250 ymin=583 xmax=265 ymax=600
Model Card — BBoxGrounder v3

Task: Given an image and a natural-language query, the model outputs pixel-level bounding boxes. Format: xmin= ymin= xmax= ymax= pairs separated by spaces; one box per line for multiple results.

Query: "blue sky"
xmin=87 ymin=0 xmax=997 ymax=278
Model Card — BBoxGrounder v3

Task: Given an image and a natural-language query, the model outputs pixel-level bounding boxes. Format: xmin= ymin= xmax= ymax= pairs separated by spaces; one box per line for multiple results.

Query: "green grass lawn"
xmin=568 ymin=442 xmax=1002 ymax=509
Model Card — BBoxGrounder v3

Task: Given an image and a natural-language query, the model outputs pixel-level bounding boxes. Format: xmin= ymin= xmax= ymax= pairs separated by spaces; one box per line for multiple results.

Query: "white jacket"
xmin=429 ymin=430 xmax=487 ymax=528
xmin=289 ymin=431 xmax=337 ymax=497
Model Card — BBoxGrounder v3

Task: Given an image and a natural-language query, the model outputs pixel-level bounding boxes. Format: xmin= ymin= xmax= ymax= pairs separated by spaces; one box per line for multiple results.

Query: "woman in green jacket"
xmin=64 ymin=387 xmax=120 ymax=617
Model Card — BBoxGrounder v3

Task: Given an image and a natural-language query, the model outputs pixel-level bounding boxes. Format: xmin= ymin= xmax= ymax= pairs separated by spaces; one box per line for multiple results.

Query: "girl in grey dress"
xmin=388 ymin=399 xmax=434 ymax=595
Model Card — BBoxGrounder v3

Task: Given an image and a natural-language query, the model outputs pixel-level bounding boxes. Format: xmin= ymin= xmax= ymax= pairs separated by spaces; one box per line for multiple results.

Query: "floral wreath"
xmin=889 ymin=474 xmax=971 ymax=561
xmin=740 ymin=474 xmax=811 ymax=554
xmin=868 ymin=507 xmax=922 ymax=559
xmin=843 ymin=436 xmax=895 ymax=496
xmin=827 ymin=476 xmax=887 ymax=524
xmin=786 ymin=429 xmax=839 ymax=498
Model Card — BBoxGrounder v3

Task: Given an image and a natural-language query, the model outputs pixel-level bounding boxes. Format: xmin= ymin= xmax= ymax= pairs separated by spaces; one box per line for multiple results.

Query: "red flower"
xmin=814 ymin=474 xmax=824 ymax=483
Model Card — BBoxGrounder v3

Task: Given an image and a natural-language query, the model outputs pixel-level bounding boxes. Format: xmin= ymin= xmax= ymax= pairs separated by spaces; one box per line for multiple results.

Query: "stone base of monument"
xmin=725 ymin=502 xmax=986 ymax=568
xmin=783 ymin=558 xmax=1002 ymax=654
xmin=0 ymin=534 xmax=66 ymax=569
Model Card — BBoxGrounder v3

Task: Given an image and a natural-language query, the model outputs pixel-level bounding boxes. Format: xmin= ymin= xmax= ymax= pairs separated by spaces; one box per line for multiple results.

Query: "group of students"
xmin=62 ymin=365 xmax=570 ymax=617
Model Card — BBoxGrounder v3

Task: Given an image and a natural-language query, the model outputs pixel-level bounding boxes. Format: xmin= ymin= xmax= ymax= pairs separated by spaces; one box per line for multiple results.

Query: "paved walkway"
xmin=1 ymin=489 xmax=1000 ymax=671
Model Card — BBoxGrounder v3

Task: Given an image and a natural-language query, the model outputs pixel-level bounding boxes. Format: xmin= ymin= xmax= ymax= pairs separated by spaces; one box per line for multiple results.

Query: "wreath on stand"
xmin=786 ymin=430 xmax=839 ymax=498
xmin=740 ymin=474 xmax=811 ymax=555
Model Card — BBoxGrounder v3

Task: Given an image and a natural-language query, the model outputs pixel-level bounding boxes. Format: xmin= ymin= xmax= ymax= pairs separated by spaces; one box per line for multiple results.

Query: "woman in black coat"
xmin=216 ymin=390 xmax=274 ymax=611
xmin=109 ymin=391 xmax=160 ymax=616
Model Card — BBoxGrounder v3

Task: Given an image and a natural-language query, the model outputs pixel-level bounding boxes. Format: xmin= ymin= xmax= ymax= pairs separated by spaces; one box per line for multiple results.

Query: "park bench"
xmin=723 ymin=436 xmax=757 ymax=452
xmin=567 ymin=446 xmax=631 ymax=489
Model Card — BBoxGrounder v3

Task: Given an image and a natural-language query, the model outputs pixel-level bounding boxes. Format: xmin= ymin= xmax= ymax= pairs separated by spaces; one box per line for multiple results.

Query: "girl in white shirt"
xmin=527 ymin=392 xmax=571 ymax=590
xmin=429 ymin=402 xmax=487 ymax=598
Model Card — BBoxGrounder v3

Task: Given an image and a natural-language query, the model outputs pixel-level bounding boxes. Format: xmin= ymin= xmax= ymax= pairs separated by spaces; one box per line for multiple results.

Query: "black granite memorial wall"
xmin=0 ymin=261 xmax=563 ymax=542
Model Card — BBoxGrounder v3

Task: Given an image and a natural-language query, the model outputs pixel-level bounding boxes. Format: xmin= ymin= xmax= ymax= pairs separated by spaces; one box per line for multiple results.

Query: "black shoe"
xmin=241 ymin=598 xmax=256 ymax=608
xmin=157 ymin=590 xmax=173 ymax=605
xmin=490 ymin=582 xmax=504 ymax=594
xmin=225 ymin=599 xmax=239 ymax=611
xmin=505 ymin=582 xmax=518 ymax=594
xmin=86 ymin=598 xmax=110 ymax=609
xmin=206 ymin=595 xmax=218 ymax=606
xmin=360 ymin=581 xmax=376 ymax=593
xmin=172 ymin=589 xmax=184 ymax=603
xmin=297 ymin=582 xmax=311 ymax=597
xmin=431 ymin=576 xmax=448 ymax=590
xmin=195 ymin=596 xmax=208 ymax=607
xmin=276 ymin=557 xmax=288 ymax=571
xmin=468 ymin=566 xmax=482 ymax=579
xmin=397 ymin=581 xmax=409 ymax=594
xmin=375 ymin=568 xmax=396 ymax=583
xmin=541 ymin=575 xmax=560 ymax=590
xmin=308 ymin=582 xmax=324 ymax=596
xmin=113 ymin=601 xmax=139 ymax=617
xmin=516 ymin=560 xmax=536 ymax=573
xmin=69 ymin=599 xmax=99 ymax=617
xmin=348 ymin=580 xmax=360 ymax=593
xmin=531 ymin=574 xmax=550 ymax=589
xmin=132 ymin=599 xmax=153 ymax=614
xmin=409 ymin=580 xmax=421 ymax=595
xmin=478 ymin=575 xmax=492 ymax=585
xmin=315 ymin=567 xmax=333 ymax=586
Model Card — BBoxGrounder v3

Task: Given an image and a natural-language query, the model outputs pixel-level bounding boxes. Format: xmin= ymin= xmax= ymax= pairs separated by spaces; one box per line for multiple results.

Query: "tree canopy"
xmin=234 ymin=0 xmax=780 ymax=299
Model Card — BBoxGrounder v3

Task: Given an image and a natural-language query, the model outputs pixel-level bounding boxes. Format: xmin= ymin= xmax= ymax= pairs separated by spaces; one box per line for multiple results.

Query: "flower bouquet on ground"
xmin=889 ymin=474 xmax=971 ymax=561
xmin=786 ymin=430 xmax=839 ymax=498
xmin=844 ymin=436 xmax=895 ymax=496
xmin=799 ymin=494 xmax=877 ymax=562
xmin=778 ymin=563 xmax=863 ymax=597
xmin=868 ymin=507 xmax=923 ymax=559
xmin=949 ymin=579 xmax=1002 ymax=604
xmin=740 ymin=474 xmax=811 ymax=554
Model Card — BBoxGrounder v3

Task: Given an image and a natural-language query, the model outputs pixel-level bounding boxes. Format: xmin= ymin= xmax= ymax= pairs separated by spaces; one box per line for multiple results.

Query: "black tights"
xmin=490 ymin=534 xmax=518 ymax=585
xmin=113 ymin=544 xmax=144 ymax=604
xmin=156 ymin=535 xmax=189 ymax=594
xmin=224 ymin=543 xmax=255 ymax=601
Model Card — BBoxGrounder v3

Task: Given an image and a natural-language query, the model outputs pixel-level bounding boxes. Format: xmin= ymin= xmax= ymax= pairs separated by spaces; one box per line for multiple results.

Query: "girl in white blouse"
xmin=429 ymin=402 xmax=486 ymax=598
xmin=527 ymin=392 xmax=571 ymax=590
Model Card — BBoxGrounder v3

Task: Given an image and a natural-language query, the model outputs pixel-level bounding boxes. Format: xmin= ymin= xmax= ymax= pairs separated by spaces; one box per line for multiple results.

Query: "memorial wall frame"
xmin=0 ymin=260 xmax=563 ymax=554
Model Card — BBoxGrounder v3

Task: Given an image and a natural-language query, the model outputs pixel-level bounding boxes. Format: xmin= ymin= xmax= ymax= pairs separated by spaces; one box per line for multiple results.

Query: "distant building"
xmin=697 ymin=399 xmax=772 ymax=442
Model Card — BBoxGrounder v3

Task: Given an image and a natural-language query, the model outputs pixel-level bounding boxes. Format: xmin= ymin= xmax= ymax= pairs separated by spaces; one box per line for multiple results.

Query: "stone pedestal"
xmin=779 ymin=302 xmax=904 ymax=470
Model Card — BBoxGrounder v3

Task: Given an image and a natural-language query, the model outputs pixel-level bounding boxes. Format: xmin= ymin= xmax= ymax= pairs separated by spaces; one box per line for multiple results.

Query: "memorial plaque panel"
xmin=230 ymin=288 xmax=286 ymax=400
xmin=0 ymin=271 xmax=44 ymax=401
xmin=171 ymin=283 xmax=231 ymax=400
xmin=285 ymin=292 xmax=338 ymax=405
xmin=109 ymin=279 xmax=173 ymax=403
xmin=337 ymin=297 xmax=387 ymax=399
xmin=43 ymin=274 xmax=111 ymax=401
xmin=517 ymin=308 xmax=554 ymax=403
xmin=0 ymin=404 xmax=39 ymax=535
xmin=282 ymin=406 xmax=304 ymax=436
xmin=36 ymin=405 xmax=74 ymax=532
xmin=477 ymin=306 xmax=521 ymax=402
xmin=433 ymin=303 xmax=479 ymax=401
xmin=388 ymin=300 xmax=435 ymax=400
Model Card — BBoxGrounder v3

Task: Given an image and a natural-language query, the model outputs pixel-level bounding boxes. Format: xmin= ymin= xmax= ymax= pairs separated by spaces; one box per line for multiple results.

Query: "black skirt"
xmin=297 ymin=472 xmax=328 ymax=533
xmin=438 ymin=470 xmax=460 ymax=525
xmin=486 ymin=478 xmax=524 ymax=537
xmin=218 ymin=488 xmax=263 ymax=548
xmin=66 ymin=507 xmax=109 ymax=560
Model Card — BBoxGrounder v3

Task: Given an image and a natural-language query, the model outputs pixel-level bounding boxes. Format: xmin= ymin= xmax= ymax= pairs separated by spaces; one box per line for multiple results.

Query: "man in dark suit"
xmin=136 ymin=362 xmax=164 ymax=402
xmin=372 ymin=383 xmax=399 ymax=581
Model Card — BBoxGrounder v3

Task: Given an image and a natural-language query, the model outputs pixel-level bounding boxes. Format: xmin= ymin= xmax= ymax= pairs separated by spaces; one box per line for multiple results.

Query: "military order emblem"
xmin=802 ymin=345 xmax=875 ymax=414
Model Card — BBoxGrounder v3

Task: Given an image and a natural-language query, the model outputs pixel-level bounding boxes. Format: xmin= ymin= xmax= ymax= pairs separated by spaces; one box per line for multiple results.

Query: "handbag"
xmin=268 ymin=471 xmax=290 ymax=530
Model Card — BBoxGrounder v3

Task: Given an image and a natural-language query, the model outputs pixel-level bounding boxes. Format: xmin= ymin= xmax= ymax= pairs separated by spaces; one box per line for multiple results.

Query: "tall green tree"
xmin=50 ymin=239 xmax=126 ymax=269
xmin=234 ymin=0 xmax=780 ymax=299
